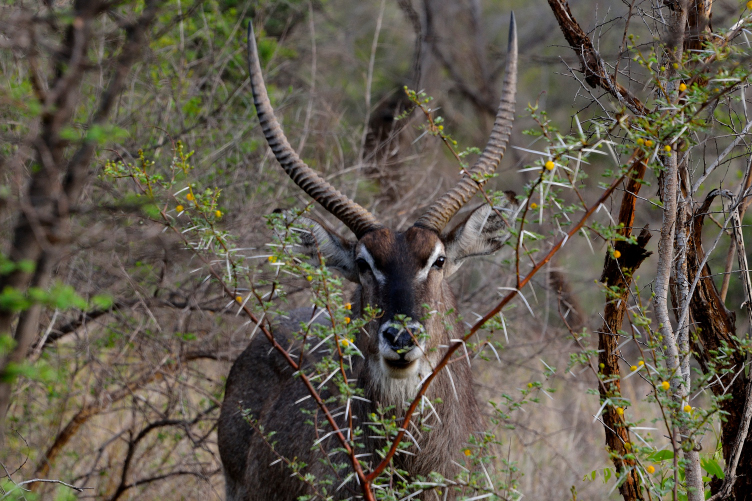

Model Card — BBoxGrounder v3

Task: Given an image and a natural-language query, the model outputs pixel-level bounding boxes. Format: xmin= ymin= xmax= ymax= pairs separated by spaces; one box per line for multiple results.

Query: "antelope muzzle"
xmin=378 ymin=321 xmax=425 ymax=374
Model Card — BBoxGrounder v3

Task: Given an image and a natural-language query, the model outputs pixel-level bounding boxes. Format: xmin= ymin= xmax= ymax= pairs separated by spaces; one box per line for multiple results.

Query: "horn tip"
xmin=508 ymin=12 xmax=517 ymax=52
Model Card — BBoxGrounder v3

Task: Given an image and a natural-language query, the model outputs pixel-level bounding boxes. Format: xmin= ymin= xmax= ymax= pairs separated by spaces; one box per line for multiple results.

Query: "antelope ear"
xmin=442 ymin=202 xmax=516 ymax=277
xmin=288 ymin=215 xmax=359 ymax=282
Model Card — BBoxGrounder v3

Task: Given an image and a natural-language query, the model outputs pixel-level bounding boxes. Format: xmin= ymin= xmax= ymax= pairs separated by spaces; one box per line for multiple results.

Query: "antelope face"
xmin=295 ymin=202 xmax=516 ymax=381
xmin=356 ymin=227 xmax=446 ymax=379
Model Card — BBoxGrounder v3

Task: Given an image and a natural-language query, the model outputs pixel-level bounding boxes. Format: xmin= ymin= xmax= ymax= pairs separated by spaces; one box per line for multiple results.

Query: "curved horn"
xmin=413 ymin=12 xmax=518 ymax=233
xmin=247 ymin=22 xmax=382 ymax=239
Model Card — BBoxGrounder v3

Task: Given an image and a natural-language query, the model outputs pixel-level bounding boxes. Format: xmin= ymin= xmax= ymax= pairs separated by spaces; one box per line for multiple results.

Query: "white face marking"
xmin=369 ymin=360 xmax=424 ymax=404
xmin=414 ymin=241 xmax=444 ymax=284
xmin=356 ymin=246 xmax=385 ymax=284
xmin=369 ymin=321 xmax=439 ymax=404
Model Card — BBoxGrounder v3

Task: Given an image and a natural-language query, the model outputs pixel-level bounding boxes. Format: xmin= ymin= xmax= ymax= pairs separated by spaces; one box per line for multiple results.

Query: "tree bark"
xmin=597 ymin=157 xmax=650 ymax=501
xmin=687 ymin=192 xmax=751 ymax=500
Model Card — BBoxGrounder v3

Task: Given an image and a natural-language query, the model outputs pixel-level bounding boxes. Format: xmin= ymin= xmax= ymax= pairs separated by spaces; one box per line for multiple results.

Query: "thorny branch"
xmin=367 ymin=167 xmax=629 ymax=482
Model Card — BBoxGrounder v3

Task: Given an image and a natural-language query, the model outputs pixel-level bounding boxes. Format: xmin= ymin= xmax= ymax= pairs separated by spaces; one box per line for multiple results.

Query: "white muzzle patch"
xmin=377 ymin=321 xmax=425 ymax=378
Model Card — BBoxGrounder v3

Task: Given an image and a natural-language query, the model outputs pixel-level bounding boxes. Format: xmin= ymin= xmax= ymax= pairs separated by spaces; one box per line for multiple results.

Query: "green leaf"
xmin=91 ymin=294 xmax=114 ymax=309
xmin=59 ymin=126 xmax=80 ymax=141
xmin=142 ymin=202 xmax=161 ymax=219
xmin=182 ymin=96 xmax=203 ymax=117
xmin=701 ymin=457 xmax=725 ymax=479
xmin=0 ymin=286 xmax=31 ymax=312
xmin=17 ymin=260 xmax=36 ymax=273
xmin=0 ymin=334 xmax=17 ymax=357
xmin=648 ymin=449 xmax=674 ymax=462
xmin=1 ymin=360 xmax=58 ymax=384
xmin=85 ymin=124 xmax=130 ymax=144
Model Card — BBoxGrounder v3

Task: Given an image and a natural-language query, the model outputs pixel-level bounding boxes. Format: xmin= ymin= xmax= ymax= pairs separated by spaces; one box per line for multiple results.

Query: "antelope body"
xmin=218 ymin=16 xmax=518 ymax=500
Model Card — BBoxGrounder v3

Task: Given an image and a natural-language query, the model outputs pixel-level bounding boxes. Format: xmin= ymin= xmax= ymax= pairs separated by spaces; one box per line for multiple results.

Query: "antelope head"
xmin=247 ymin=15 xmax=518 ymax=385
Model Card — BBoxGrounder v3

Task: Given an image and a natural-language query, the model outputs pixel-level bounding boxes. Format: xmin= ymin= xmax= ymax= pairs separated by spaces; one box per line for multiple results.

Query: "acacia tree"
xmin=546 ymin=0 xmax=752 ymax=499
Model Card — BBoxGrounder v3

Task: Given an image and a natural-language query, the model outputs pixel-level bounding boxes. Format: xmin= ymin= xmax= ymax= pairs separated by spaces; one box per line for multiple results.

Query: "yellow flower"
xmin=599 ymin=363 xmax=605 ymax=369
xmin=545 ymin=160 xmax=555 ymax=171
xmin=616 ymin=407 xmax=624 ymax=415
xmin=236 ymin=296 xmax=243 ymax=303
xmin=176 ymin=205 xmax=184 ymax=212
xmin=646 ymin=465 xmax=655 ymax=474
xmin=530 ymin=202 xmax=538 ymax=210
xmin=306 ymin=275 xmax=313 ymax=281
xmin=684 ymin=404 xmax=692 ymax=413
xmin=215 ymin=210 xmax=222 ymax=218
xmin=748 ymin=0 xmax=752 ymax=10
xmin=661 ymin=381 xmax=670 ymax=390
xmin=527 ymin=382 xmax=534 ymax=388
xmin=344 ymin=317 xmax=351 ymax=324
xmin=631 ymin=365 xmax=638 ymax=372
xmin=672 ymin=63 xmax=679 ymax=69
xmin=438 ymin=125 xmax=444 ymax=131
xmin=679 ymin=83 xmax=687 ymax=92
xmin=636 ymin=138 xmax=644 ymax=145
xmin=664 ymin=145 xmax=672 ymax=152
xmin=345 ymin=303 xmax=352 ymax=310
xmin=645 ymin=140 xmax=654 ymax=147
xmin=268 ymin=256 xmax=277 ymax=263
xmin=464 ymin=449 xmax=472 ymax=457
xmin=340 ymin=338 xmax=350 ymax=347
xmin=638 ymin=360 xmax=644 ymax=366
xmin=186 ymin=193 xmax=195 ymax=201
xmin=613 ymin=250 xmax=622 ymax=259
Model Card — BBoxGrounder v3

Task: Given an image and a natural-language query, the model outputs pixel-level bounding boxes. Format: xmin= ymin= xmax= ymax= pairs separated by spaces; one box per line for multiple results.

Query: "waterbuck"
xmin=218 ymin=14 xmax=518 ymax=500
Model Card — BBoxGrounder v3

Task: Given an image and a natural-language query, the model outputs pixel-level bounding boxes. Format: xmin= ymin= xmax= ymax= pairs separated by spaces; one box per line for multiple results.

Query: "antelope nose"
xmin=383 ymin=326 xmax=400 ymax=343
xmin=383 ymin=326 xmax=414 ymax=353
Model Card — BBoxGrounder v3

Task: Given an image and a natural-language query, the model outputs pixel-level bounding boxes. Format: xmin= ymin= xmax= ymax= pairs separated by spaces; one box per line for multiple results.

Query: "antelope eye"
xmin=432 ymin=256 xmax=446 ymax=269
xmin=356 ymin=258 xmax=371 ymax=274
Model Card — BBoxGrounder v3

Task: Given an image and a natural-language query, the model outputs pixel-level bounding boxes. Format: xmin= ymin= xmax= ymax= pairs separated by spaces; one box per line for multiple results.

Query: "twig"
xmin=691 ymin=118 xmax=752 ymax=194
xmin=1 ymin=478 xmax=89 ymax=499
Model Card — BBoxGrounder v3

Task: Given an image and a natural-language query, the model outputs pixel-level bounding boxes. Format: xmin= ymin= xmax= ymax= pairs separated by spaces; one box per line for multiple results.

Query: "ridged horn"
xmin=413 ymin=12 xmax=518 ymax=233
xmin=247 ymin=22 xmax=382 ymax=239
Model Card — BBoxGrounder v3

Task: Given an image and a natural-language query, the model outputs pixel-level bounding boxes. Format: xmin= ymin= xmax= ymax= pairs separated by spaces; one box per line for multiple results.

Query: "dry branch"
xmin=33 ymin=350 xmax=217 ymax=482
xmin=546 ymin=0 xmax=648 ymax=116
